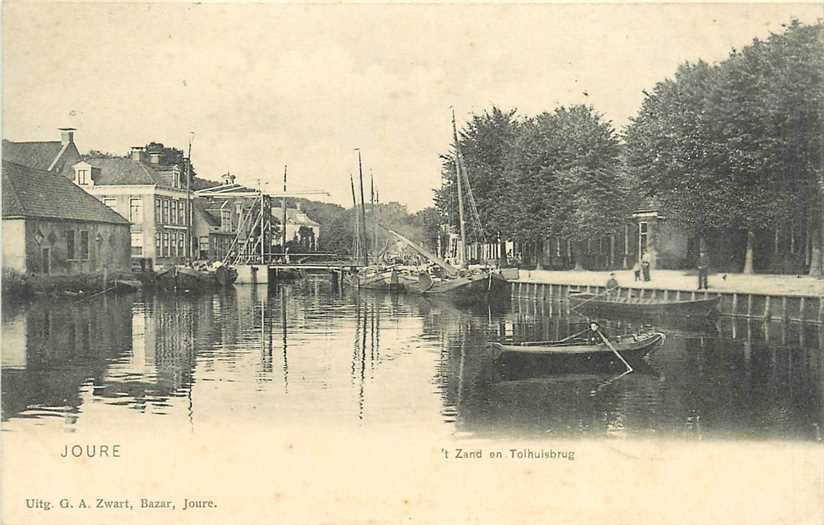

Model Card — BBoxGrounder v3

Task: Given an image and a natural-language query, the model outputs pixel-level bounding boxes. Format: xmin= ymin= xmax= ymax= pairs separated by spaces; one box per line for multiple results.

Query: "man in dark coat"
xmin=697 ymin=250 xmax=710 ymax=290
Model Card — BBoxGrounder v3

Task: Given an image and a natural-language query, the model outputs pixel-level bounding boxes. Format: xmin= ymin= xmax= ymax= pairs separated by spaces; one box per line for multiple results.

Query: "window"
xmin=103 ymin=198 xmax=116 ymax=210
xmin=129 ymin=198 xmax=143 ymax=224
xmin=66 ymin=231 xmax=76 ymax=259
xmin=131 ymin=232 xmax=143 ymax=256
xmin=155 ymin=197 xmax=162 ymax=224
xmin=221 ymin=209 xmax=232 ymax=232
xmin=179 ymin=233 xmax=185 ymax=257
xmin=155 ymin=232 xmax=161 ymax=253
xmin=556 ymin=238 xmax=561 ymax=257
xmin=179 ymin=201 xmax=186 ymax=225
xmin=170 ymin=200 xmax=177 ymax=225
xmin=79 ymin=231 xmax=89 ymax=259
xmin=170 ymin=232 xmax=177 ymax=257
xmin=162 ymin=199 xmax=169 ymax=224
xmin=76 ymin=169 xmax=89 ymax=185
xmin=199 ymin=236 xmax=209 ymax=259
xmin=162 ymin=232 xmax=169 ymax=257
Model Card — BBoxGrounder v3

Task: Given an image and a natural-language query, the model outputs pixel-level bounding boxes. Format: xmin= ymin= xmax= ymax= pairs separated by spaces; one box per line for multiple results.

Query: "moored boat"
xmin=400 ymin=266 xmax=509 ymax=303
xmin=569 ymin=291 xmax=720 ymax=318
xmin=487 ymin=331 xmax=665 ymax=371
xmin=157 ymin=264 xmax=237 ymax=290
xmin=353 ymin=266 xmax=403 ymax=291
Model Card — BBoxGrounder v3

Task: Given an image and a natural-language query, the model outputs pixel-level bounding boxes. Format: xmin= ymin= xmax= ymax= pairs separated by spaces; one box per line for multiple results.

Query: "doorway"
xmin=41 ymin=247 xmax=50 ymax=274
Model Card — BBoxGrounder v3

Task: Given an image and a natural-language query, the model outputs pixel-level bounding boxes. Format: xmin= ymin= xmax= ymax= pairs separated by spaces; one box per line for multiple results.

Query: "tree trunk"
xmin=498 ymin=234 xmax=507 ymax=267
xmin=743 ymin=229 xmax=755 ymax=274
xmin=573 ymin=242 xmax=584 ymax=271
xmin=810 ymin=210 xmax=822 ymax=277
xmin=535 ymin=238 xmax=544 ymax=270
xmin=814 ymin=177 xmax=824 ymax=278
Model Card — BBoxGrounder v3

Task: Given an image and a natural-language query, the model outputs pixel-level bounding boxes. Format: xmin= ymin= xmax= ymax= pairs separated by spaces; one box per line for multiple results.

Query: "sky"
xmin=3 ymin=3 xmax=822 ymax=211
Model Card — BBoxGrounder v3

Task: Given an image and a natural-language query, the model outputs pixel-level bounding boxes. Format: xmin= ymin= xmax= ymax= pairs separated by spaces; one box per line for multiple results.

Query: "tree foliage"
xmin=624 ymin=19 xmax=824 ymax=273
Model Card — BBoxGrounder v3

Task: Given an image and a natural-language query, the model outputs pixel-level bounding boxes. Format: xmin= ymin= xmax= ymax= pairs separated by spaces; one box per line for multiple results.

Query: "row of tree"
xmin=435 ymin=20 xmax=824 ymax=275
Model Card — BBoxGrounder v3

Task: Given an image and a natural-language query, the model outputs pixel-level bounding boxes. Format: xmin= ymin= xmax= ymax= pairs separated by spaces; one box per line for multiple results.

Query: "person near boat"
xmin=697 ymin=250 xmax=710 ymax=290
xmin=587 ymin=321 xmax=610 ymax=344
xmin=605 ymin=272 xmax=619 ymax=295
xmin=632 ymin=261 xmax=641 ymax=281
xmin=641 ymin=252 xmax=651 ymax=281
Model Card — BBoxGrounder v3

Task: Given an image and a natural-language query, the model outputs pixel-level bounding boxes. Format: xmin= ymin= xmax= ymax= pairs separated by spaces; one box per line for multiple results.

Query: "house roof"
xmin=61 ymin=157 xmax=184 ymax=189
xmin=192 ymin=177 xmax=221 ymax=191
xmin=2 ymin=140 xmax=64 ymax=171
xmin=285 ymin=207 xmax=320 ymax=227
xmin=2 ymin=160 xmax=130 ymax=225
xmin=193 ymin=198 xmax=221 ymax=227
xmin=634 ymin=195 xmax=663 ymax=213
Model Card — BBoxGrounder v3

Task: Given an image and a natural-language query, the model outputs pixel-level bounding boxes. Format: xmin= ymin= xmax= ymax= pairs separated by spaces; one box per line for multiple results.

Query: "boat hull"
xmin=570 ymin=292 xmax=720 ymax=319
xmin=157 ymin=266 xmax=237 ymax=290
xmin=402 ymin=271 xmax=509 ymax=304
xmin=487 ymin=332 xmax=665 ymax=372
xmin=353 ymin=268 xmax=404 ymax=291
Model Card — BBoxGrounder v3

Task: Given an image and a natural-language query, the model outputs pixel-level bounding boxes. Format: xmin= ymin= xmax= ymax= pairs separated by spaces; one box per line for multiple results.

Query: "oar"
xmin=591 ymin=369 xmax=634 ymax=396
xmin=513 ymin=327 xmax=590 ymax=347
xmin=597 ymin=328 xmax=633 ymax=374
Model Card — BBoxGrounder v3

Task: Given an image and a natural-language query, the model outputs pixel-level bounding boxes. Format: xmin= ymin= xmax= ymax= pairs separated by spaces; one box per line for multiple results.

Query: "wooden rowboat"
xmin=569 ymin=291 xmax=720 ymax=318
xmin=487 ymin=332 xmax=665 ymax=370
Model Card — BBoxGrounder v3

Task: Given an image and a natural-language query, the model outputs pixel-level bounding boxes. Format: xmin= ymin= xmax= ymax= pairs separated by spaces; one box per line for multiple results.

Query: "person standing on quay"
xmin=697 ymin=250 xmax=710 ymax=290
xmin=632 ymin=260 xmax=641 ymax=281
xmin=641 ymin=251 xmax=651 ymax=281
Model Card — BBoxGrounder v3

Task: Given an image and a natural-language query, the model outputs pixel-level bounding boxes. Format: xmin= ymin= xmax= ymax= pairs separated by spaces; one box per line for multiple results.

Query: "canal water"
xmin=2 ymin=276 xmax=822 ymax=441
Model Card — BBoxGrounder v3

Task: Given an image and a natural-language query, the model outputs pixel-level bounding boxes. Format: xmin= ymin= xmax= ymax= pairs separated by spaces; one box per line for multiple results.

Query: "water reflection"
xmin=2 ymin=282 xmax=822 ymax=441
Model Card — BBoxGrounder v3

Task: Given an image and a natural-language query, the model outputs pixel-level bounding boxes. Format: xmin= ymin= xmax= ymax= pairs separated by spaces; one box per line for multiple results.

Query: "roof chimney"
xmin=149 ymin=151 xmax=163 ymax=165
xmin=130 ymin=146 xmax=146 ymax=163
xmin=59 ymin=128 xmax=76 ymax=146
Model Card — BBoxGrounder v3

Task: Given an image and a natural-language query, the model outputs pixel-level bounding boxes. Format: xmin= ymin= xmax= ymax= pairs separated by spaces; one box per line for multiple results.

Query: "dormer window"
xmin=71 ymin=161 xmax=95 ymax=188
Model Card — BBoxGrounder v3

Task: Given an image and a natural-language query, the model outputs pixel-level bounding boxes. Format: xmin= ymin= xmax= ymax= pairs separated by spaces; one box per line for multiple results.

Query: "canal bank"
xmin=1 ymin=269 xmax=149 ymax=301
xmin=509 ymin=269 xmax=824 ymax=324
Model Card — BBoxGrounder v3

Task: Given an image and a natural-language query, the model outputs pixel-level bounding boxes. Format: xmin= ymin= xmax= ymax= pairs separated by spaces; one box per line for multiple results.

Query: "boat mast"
xmin=451 ymin=108 xmax=467 ymax=268
xmin=370 ymin=170 xmax=376 ymax=254
xmin=350 ymin=174 xmax=360 ymax=262
xmin=356 ymin=149 xmax=369 ymax=266
xmin=281 ymin=164 xmax=288 ymax=257
xmin=186 ymin=132 xmax=194 ymax=264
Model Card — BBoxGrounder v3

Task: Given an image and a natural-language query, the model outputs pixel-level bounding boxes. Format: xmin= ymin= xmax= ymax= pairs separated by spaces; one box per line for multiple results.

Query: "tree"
xmin=410 ymin=207 xmax=444 ymax=252
xmin=510 ymin=106 xmax=626 ymax=269
xmin=625 ymin=21 xmax=824 ymax=275
xmin=624 ymin=61 xmax=724 ymax=258
xmin=143 ymin=141 xmax=198 ymax=180
xmin=435 ymin=107 xmax=520 ymax=263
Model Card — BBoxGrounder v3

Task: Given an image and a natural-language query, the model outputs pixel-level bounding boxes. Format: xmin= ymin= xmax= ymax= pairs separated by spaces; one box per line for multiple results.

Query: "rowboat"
xmin=487 ymin=331 xmax=665 ymax=371
xmin=569 ymin=291 xmax=720 ymax=318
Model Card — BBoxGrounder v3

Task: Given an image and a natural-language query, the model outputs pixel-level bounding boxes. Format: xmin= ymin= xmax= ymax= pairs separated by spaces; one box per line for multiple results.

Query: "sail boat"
xmin=344 ymin=153 xmax=403 ymax=291
xmin=388 ymin=109 xmax=509 ymax=303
